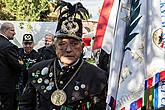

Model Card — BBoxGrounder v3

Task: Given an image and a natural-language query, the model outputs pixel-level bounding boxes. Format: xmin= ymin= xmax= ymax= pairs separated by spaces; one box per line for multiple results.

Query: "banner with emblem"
xmin=145 ymin=0 xmax=165 ymax=109
xmin=106 ymin=0 xmax=165 ymax=109
xmin=106 ymin=0 xmax=129 ymax=109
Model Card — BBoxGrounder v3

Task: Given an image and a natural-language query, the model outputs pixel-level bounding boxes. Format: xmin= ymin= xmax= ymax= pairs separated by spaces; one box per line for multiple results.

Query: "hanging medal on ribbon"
xmin=51 ymin=60 xmax=84 ymax=106
xmin=51 ymin=90 xmax=67 ymax=106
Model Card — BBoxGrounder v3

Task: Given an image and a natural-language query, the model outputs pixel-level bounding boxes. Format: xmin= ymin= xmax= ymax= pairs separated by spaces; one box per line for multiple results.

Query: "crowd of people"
xmin=0 ymin=2 xmax=109 ymax=110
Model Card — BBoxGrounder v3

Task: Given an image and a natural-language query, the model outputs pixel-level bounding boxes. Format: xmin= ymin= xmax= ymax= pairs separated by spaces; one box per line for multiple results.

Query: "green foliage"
xmin=0 ymin=0 xmax=52 ymax=21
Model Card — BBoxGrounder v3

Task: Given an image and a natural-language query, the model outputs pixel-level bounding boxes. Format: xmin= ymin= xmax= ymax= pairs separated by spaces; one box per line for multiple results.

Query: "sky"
xmin=62 ymin=0 xmax=104 ymax=21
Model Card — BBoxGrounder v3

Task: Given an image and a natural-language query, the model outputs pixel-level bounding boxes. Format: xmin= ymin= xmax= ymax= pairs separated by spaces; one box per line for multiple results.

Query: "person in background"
xmin=19 ymin=2 xmax=108 ymax=110
xmin=0 ymin=22 xmax=23 ymax=110
xmin=38 ymin=33 xmax=56 ymax=60
xmin=18 ymin=34 xmax=43 ymax=93
xmin=97 ymin=49 xmax=110 ymax=72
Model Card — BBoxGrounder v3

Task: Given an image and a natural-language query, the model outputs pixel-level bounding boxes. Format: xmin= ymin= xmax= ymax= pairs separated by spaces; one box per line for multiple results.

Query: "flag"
xmin=106 ymin=0 xmax=147 ymax=109
xmin=130 ymin=98 xmax=143 ymax=110
xmin=106 ymin=0 xmax=165 ymax=109
xmin=146 ymin=0 xmax=165 ymax=108
xmin=144 ymin=77 xmax=154 ymax=109
xmin=93 ymin=0 xmax=119 ymax=54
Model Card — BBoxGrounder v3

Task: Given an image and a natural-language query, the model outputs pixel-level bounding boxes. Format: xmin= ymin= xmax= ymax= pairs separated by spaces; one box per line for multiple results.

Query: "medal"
xmin=51 ymin=90 xmax=67 ymax=106
xmin=51 ymin=60 xmax=84 ymax=106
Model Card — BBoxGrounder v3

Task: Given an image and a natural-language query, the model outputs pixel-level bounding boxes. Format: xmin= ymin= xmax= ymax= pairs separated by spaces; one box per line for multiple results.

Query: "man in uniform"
xmin=0 ymin=22 xmax=23 ymax=110
xmin=19 ymin=2 xmax=108 ymax=110
xmin=38 ymin=33 xmax=56 ymax=60
xmin=18 ymin=34 xmax=43 ymax=93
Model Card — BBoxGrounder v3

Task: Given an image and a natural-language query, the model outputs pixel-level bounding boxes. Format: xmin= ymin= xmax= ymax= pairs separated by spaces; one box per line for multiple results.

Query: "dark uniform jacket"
xmin=0 ymin=35 xmax=22 ymax=93
xmin=38 ymin=45 xmax=56 ymax=60
xmin=18 ymin=48 xmax=43 ymax=87
xmin=19 ymin=58 xmax=108 ymax=110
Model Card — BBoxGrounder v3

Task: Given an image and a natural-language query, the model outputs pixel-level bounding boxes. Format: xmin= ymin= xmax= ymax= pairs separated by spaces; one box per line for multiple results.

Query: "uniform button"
xmin=85 ymin=91 xmax=88 ymax=96
xmin=41 ymin=85 xmax=45 ymax=89
xmin=44 ymin=79 xmax=49 ymax=84
xmin=44 ymin=90 xmax=47 ymax=93
xmin=49 ymin=72 xmax=53 ymax=77
xmin=71 ymin=97 xmax=75 ymax=101
xmin=60 ymin=81 xmax=63 ymax=84
xmin=74 ymin=86 xmax=79 ymax=91
xmin=37 ymin=78 xmax=42 ymax=83
xmin=32 ymin=80 xmax=36 ymax=83
xmin=60 ymin=72 xmax=63 ymax=75
xmin=81 ymin=84 xmax=86 ymax=89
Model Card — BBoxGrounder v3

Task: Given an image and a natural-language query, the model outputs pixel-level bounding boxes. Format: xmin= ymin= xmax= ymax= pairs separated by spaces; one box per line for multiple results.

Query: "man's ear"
xmin=53 ymin=44 xmax=56 ymax=50
xmin=81 ymin=42 xmax=85 ymax=48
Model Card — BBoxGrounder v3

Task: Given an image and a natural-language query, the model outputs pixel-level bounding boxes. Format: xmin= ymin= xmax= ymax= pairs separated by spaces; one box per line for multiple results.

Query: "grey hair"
xmin=44 ymin=33 xmax=55 ymax=40
xmin=0 ymin=22 xmax=14 ymax=33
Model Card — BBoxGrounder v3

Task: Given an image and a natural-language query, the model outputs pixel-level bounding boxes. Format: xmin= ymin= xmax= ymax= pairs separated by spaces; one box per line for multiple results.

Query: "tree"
xmin=0 ymin=0 xmax=59 ymax=21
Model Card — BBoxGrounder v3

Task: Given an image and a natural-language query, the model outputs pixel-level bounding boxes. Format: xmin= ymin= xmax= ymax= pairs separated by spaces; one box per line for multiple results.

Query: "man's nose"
xmin=65 ymin=44 xmax=72 ymax=52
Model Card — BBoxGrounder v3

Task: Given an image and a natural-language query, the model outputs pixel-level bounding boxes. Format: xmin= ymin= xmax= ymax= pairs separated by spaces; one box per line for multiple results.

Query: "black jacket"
xmin=18 ymin=48 xmax=43 ymax=86
xmin=19 ymin=58 xmax=108 ymax=110
xmin=0 ymin=35 xmax=22 ymax=93
xmin=38 ymin=46 xmax=56 ymax=60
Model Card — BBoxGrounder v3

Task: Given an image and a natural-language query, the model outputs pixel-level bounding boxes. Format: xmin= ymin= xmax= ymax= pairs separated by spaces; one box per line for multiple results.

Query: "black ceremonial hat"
xmin=55 ymin=17 xmax=82 ymax=41
xmin=23 ymin=34 xmax=34 ymax=42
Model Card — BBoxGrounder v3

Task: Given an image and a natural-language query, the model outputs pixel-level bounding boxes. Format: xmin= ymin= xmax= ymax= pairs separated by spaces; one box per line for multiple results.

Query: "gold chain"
xmin=53 ymin=59 xmax=84 ymax=90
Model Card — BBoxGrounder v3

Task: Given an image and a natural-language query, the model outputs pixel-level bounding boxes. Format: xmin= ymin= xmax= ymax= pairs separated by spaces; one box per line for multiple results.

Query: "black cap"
xmin=23 ymin=34 xmax=34 ymax=42
xmin=55 ymin=17 xmax=82 ymax=41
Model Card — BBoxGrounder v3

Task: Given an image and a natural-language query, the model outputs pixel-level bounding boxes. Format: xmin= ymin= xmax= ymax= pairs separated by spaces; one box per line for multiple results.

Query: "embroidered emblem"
xmin=153 ymin=28 xmax=165 ymax=51
xmin=60 ymin=17 xmax=79 ymax=35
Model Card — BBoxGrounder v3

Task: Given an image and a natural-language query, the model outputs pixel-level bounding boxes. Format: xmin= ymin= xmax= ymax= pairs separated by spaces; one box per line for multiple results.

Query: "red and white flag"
xmin=93 ymin=0 xmax=119 ymax=54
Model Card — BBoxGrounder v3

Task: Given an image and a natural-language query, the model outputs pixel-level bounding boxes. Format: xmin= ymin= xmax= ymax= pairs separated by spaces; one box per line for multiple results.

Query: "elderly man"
xmin=18 ymin=34 xmax=43 ymax=92
xmin=19 ymin=2 xmax=108 ymax=110
xmin=0 ymin=22 xmax=23 ymax=110
xmin=38 ymin=33 xmax=56 ymax=60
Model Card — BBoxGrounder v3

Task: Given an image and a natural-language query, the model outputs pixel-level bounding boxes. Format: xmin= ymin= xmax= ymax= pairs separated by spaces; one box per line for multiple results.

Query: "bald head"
xmin=0 ymin=22 xmax=16 ymax=40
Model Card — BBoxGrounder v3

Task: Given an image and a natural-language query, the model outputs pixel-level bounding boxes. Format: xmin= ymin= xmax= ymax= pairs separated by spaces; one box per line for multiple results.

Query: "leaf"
xmin=131 ymin=0 xmax=140 ymax=13
xmin=124 ymin=33 xmax=139 ymax=46
xmin=127 ymin=16 xmax=142 ymax=35
xmin=124 ymin=47 xmax=131 ymax=52
xmin=130 ymin=4 xmax=141 ymax=24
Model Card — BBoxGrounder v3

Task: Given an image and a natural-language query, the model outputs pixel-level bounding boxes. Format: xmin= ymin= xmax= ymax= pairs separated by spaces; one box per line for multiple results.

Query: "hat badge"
xmin=61 ymin=18 xmax=79 ymax=35
xmin=24 ymin=34 xmax=32 ymax=40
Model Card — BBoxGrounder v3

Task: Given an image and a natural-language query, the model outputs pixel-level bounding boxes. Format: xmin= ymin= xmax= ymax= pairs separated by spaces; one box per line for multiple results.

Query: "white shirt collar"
xmin=58 ymin=59 xmax=80 ymax=69
xmin=0 ymin=33 xmax=9 ymax=40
